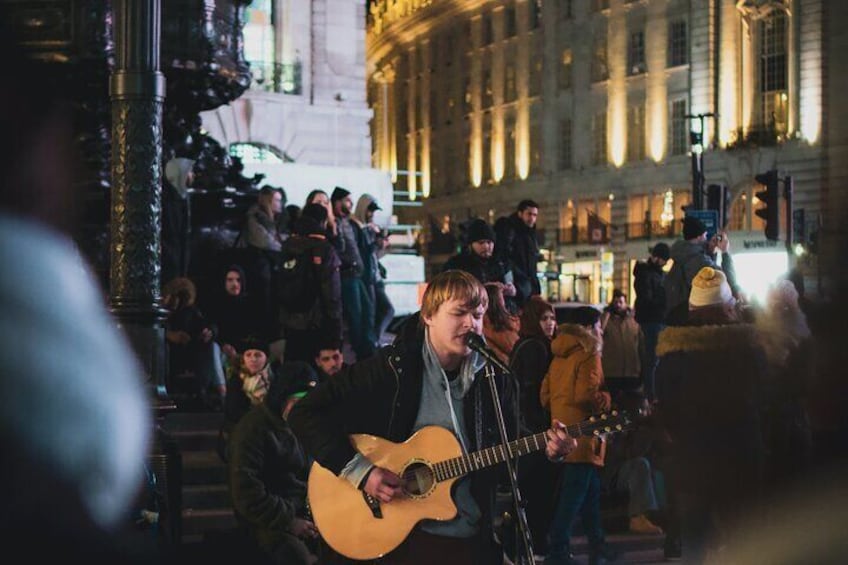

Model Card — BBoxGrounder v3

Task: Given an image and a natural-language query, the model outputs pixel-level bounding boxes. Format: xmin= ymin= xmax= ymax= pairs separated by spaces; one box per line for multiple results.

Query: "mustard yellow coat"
xmin=540 ymin=323 xmax=609 ymax=466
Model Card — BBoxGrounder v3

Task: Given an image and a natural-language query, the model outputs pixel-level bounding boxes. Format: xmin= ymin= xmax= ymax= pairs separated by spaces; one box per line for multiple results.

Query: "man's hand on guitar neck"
xmin=362 ymin=466 xmax=404 ymax=503
xmin=545 ymin=419 xmax=578 ymax=463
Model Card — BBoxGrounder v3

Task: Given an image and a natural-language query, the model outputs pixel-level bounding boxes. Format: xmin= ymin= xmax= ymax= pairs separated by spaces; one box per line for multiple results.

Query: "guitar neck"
xmin=432 ymin=422 xmax=586 ymax=482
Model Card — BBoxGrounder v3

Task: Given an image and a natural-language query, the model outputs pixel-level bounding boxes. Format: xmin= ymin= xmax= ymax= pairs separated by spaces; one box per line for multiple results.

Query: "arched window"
xmin=228 ymin=142 xmax=290 ymax=164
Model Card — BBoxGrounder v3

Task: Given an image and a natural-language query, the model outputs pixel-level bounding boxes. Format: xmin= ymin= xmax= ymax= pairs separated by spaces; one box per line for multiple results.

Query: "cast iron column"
xmin=109 ymin=0 xmax=170 ymax=399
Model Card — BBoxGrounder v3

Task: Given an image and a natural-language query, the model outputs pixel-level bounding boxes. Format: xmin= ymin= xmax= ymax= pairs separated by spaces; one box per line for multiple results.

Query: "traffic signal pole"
xmin=686 ymin=112 xmax=716 ymax=210
xmin=784 ymin=175 xmax=793 ymax=254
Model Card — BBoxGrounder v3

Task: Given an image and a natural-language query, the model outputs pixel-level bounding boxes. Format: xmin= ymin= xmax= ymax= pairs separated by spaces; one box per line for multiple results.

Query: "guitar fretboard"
xmin=431 ymin=420 xmax=602 ymax=482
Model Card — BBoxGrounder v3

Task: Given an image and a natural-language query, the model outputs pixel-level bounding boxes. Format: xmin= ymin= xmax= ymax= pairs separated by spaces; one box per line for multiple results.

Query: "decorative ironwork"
xmin=110 ymin=97 xmax=165 ymax=306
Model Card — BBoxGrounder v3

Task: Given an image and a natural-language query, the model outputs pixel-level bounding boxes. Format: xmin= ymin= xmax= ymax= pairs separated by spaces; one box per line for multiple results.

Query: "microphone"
xmin=465 ymin=332 xmax=511 ymax=374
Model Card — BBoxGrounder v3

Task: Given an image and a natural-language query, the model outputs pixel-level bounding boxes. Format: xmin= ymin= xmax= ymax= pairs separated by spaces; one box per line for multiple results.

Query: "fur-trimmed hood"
xmin=551 ymin=323 xmax=602 ymax=357
xmin=656 ymin=323 xmax=760 ymax=357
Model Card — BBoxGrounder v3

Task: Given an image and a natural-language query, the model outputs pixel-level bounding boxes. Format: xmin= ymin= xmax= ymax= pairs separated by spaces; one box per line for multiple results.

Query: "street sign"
xmin=685 ymin=209 xmax=719 ymax=239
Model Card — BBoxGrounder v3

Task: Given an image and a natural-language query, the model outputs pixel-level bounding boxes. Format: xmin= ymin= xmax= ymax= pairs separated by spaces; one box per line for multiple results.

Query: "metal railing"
xmin=625 ymin=220 xmax=681 ymax=240
xmin=248 ymin=60 xmax=302 ymax=95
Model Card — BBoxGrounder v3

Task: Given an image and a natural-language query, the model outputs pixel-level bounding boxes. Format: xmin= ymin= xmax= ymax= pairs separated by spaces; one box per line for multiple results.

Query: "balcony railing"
xmin=625 ymin=220 xmax=681 ymax=240
xmin=248 ymin=60 xmax=302 ymax=95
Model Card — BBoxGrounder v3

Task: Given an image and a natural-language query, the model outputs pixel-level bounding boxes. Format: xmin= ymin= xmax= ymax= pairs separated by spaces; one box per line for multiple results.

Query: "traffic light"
xmin=706 ymin=184 xmax=730 ymax=229
xmin=755 ymin=170 xmax=780 ymax=241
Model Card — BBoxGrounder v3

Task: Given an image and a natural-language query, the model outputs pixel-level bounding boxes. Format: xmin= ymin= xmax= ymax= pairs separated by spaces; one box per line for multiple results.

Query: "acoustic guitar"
xmin=308 ymin=410 xmax=630 ymax=560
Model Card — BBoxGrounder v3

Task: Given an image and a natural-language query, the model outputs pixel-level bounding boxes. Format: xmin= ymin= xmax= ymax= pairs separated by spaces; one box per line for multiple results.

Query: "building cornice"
xmin=367 ymin=0 xmax=490 ymax=71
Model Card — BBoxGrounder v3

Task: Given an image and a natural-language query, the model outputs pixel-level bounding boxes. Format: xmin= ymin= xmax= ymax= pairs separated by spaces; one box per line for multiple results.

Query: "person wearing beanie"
xmin=541 ymin=305 xmax=619 ymax=564
xmin=332 ymin=186 xmax=377 ymax=361
xmin=654 ymin=264 xmax=767 ymax=562
xmin=663 ymin=214 xmax=735 ymax=325
xmin=442 ymin=218 xmax=518 ymax=311
xmin=228 ymin=362 xmax=321 ymax=564
xmin=279 ymin=202 xmax=343 ymax=364
xmin=633 ymin=242 xmax=671 ymax=402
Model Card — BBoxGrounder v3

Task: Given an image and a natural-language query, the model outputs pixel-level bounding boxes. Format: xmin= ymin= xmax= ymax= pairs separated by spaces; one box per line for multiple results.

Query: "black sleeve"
xmin=288 ymin=353 xmax=395 ymax=476
xmin=229 ymin=414 xmax=300 ymax=532
xmin=509 ymin=340 xmax=551 ymax=434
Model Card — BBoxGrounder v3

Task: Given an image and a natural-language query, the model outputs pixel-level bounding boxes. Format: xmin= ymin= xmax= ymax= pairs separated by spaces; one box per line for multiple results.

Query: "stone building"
xmin=202 ymin=0 xmax=373 ymax=168
xmin=367 ymin=0 xmax=847 ymax=303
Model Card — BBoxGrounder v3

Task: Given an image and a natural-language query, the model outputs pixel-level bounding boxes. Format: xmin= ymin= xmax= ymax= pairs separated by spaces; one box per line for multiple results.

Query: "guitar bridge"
xmin=363 ymin=492 xmax=383 ymax=519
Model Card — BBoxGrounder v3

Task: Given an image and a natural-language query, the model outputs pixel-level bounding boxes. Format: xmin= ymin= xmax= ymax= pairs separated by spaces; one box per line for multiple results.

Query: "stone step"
xmin=181 ymin=451 xmax=228 ymax=486
xmin=163 ymin=410 xmax=226 ymax=433
xmin=169 ymin=428 xmax=221 ymax=452
xmin=183 ymin=483 xmax=231 ymax=509
xmin=180 ymin=507 xmax=237 ymax=538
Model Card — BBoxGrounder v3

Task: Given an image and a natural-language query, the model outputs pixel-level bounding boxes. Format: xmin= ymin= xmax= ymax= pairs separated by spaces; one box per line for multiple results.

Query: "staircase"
xmin=161 ymin=409 xmax=236 ymax=547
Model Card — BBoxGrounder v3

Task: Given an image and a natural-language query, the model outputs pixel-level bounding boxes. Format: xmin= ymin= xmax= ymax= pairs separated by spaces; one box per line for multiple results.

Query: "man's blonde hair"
xmin=421 ymin=270 xmax=488 ymax=319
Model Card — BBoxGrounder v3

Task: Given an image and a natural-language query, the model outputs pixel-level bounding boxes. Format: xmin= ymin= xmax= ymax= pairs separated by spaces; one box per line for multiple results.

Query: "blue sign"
xmin=685 ymin=209 xmax=719 ymax=239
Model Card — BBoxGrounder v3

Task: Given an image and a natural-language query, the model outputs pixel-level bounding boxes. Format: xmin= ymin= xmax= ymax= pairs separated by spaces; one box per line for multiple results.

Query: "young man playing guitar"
xmin=289 ymin=270 xmax=576 ymax=564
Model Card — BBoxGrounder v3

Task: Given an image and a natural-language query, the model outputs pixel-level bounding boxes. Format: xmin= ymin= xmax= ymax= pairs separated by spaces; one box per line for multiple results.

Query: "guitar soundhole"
xmin=402 ymin=461 xmax=435 ymax=498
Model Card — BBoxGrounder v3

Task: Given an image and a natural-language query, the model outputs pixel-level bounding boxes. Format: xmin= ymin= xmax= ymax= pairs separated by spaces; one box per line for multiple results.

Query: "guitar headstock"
xmin=582 ymin=410 xmax=631 ymax=437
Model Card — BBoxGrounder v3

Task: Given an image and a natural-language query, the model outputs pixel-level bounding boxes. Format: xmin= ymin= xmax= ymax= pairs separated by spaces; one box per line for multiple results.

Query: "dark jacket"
xmin=663 ymin=239 xmax=717 ymax=323
xmin=632 ymin=260 xmax=666 ymax=324
xmin=288 ymin=322 xmax=518 ymax=559
xmin=442 ymin=249 xmax=512 ymax=288
xmin=204 ymin=265 xmax=263 ymax=349
xmin=509 ymin=335 xmax=552 ymax=435
xmin=332 ymin=216 xmax=364 ymax=277
xmin=655 ymin=322 xmax=766 ymax=500
xmin=278 ymin=235 xmax=342 ymax=343
xmin=229 ymin=402 xmax=310 ymax=551
xmin=494 ymin=213 xmax=541 ymax=304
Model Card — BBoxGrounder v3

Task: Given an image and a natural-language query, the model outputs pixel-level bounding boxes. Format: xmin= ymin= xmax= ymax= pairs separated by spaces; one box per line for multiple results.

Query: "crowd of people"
xmin=3 ymin=22 xmax=845 ymax=565
xmin=178 ymin=197 xmax=822 ymax=565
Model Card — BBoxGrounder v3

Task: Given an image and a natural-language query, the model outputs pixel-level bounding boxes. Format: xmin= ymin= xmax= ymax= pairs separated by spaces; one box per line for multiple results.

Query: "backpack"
xmin=276 ymin=240 xmax=319 ymax=313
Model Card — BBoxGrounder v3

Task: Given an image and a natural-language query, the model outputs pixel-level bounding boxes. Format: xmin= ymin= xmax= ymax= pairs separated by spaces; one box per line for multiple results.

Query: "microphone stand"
xmin=482 ymin=362 xmax=536 ymax=565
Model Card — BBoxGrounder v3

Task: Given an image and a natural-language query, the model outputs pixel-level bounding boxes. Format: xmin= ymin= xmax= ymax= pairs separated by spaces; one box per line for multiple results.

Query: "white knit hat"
xmin=689 ymin=267 xmax=734 ymax=307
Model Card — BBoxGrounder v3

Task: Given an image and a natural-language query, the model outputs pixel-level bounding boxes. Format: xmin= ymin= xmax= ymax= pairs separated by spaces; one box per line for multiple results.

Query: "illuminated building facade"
xmin=367 ymin=0 xmax=842 ymax=302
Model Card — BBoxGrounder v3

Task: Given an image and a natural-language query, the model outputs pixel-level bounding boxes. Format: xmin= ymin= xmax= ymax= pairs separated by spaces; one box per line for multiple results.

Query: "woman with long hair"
xmin=509 ymin=295 xmax=558 ymax=556
xmin=482 ymin=282 xmax=520 ymax=365
xmin=305 ymin=189 xmax=337 ymax=238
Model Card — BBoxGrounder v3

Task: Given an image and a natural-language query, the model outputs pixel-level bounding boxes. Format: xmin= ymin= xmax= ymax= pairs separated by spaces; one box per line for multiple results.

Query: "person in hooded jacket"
xmin=663 ymin=217 xmax=737 ymax=325
xmin=353 ymin=193 xmax=394 ymax=347
xmin=204 ymin=264 xmax=263 ymax=370
xmin=541 ymin=307 xmax=618 ymax=565
xmin=279 ymin=203 xmax=343 ymax=363
xmin=161 ymin=156 xmax=195 ymax=284
xmin=655 ymin=266 xmax=767 ymax=562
